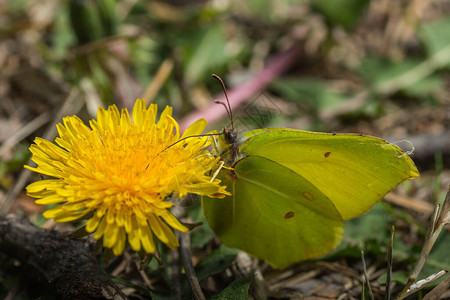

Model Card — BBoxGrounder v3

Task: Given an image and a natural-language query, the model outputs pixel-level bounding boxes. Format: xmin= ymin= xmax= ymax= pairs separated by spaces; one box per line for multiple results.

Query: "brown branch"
xmin=385 ymin=226 xmax=395 ymax=300
xmin=0 ymin=214 xmax=126 ymax=300
xmin=171 ymin=237 xmax=183 ymax=300
xmin=179 ymin=231 xmax=205 ymax=300
xmin=423 ymin=273 xmax=450 ymax=300
xmin=396 ymin=186 xmax=450 ymax=300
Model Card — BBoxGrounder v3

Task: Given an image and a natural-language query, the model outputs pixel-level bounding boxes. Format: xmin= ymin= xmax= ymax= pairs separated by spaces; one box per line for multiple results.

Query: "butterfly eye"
xmin=223 ymin=128 xmax=237 ymax=144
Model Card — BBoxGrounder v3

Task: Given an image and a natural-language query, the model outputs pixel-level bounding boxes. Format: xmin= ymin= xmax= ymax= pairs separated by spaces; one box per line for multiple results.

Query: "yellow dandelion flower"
xmin=25 ymin=99 xmax=230 ymax=256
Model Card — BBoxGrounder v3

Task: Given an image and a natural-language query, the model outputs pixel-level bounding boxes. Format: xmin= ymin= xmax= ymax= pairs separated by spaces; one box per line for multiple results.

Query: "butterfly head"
xmin=223 ymin=126 xmax=237 ymax=145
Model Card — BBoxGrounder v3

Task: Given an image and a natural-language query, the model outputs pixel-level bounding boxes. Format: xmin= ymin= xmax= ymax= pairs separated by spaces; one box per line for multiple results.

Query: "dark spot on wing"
xmin=324 ymin=152 xmax=331 ymax=158
xmin=284 ymin=211 xmax=295 ymax=219
xmin=302 ymin=191 xmax=315 ymax=201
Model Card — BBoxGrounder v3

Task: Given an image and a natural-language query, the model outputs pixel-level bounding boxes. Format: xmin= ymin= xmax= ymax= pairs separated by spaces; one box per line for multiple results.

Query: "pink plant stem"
xmin=180 ymin=43 xmax=302 ymax=130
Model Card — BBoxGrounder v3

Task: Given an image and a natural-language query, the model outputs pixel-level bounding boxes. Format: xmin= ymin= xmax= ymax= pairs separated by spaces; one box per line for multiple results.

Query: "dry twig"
xmin=361 ymin=250 xmax=375 ymax=300
xmin=385 ymin=226 xmax=394 ymax=300
xmin=180 ymin=231 xmax=206 ymax=300
xmin=396 ymin=186 xmax=450 ymax=300
xmin=423 ymin=273 xmax=450 ymax=300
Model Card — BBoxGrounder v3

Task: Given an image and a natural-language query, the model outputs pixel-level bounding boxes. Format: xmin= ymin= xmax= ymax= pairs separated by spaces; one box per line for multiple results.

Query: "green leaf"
xmin=187 ymin=200 xmax=215 ymax=249
xmin=343 ymin=203 xmax=415 ymax=260
xmin=67 ymin=225 xmax=90 ymax=239
xmin=148 ymin=292 xmax=177 ymax=300
xmin=360 ymin=58 xmax=419 ymax=88
xmin=344 ymin=203 xmax=391 ymax=243
xmin=97 ymin=0 xmax=118 ymax=37
xmin=377 ymin=271 xmax=409 ymax=285
xmin=112 ymin=276 xmax=153 ymax=297
xmin=195 ymin=245 xmax=238 ymax=281
xmin=51 ymin=7 xmax=76 ymax=59
xmin=69 ymin=0 xmax=104 ymax=44
xmin=401 ymin=74 xmax=443 ymax=99
xmin=419 ymin=16 xmax=450 ymax=57
xmin=359 ymin=57 xmax=443 ymax=98
xmin=129 ymin=37 xmax=159 ymax=87
xmin=312 ymin=0 xmax=370 ymax=29
xmin=184 ymin=24 xmax=228 ymax=83
xmin=271 ymin=78 xmax=346 ymax=112
xmin=209 ymin=277 xmax=252 ymax=300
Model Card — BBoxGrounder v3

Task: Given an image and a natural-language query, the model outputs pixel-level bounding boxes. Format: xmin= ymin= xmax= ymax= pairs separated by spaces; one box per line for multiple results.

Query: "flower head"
xmin=25 ymin=99 xmax=229 ymax=255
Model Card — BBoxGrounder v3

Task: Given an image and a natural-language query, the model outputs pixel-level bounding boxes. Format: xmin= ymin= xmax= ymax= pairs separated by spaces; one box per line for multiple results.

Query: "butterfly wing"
xmin=202 ymin=128 xmax=418 ymax=268
xmin=202 ymin=155 xmax=344 ymax=269
xmin=241 ymin=128 xmax=420 ymax=220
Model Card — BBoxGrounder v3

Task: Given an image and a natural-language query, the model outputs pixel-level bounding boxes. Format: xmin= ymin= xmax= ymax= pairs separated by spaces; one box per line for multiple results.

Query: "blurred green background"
xmin=2 ymin=0 xmax=449 ymax=129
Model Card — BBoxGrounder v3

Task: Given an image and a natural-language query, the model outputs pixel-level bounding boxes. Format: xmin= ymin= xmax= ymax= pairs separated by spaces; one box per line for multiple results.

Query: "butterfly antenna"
xmin=212 ymin=74 xmax=234 ymax=130
xmin=145 ymin=133 xmax=222 ymax=170
xmin=214 ymin=100 xmax=231 ymax=121
xmin=161 ymin=133 xmax=222 ymax=153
